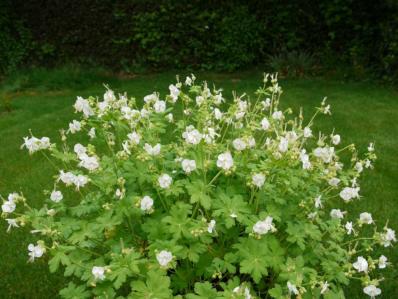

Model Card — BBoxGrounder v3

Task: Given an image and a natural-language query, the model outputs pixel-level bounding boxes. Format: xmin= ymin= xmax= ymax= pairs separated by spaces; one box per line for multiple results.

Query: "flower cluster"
xmin=1 ymin=74 xmax=395 ymax=298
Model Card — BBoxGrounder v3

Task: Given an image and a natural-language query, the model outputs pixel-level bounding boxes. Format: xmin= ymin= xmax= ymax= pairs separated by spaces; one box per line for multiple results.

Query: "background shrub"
xmin=1 ymin=0 xmax=398 ymax=80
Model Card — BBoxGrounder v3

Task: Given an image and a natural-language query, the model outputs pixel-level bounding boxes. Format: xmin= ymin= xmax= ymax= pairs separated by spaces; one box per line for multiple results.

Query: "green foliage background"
xmin=1 ymin=0 xmax=398 ymax=80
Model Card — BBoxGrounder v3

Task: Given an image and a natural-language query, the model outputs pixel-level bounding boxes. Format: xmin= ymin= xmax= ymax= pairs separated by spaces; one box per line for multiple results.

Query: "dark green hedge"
xmin=1 ymin=0 xmax=397 ymax=79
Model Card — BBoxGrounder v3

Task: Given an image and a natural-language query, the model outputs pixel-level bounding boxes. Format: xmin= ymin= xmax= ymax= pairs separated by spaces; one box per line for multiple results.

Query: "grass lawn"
xmin=0 ymin=70 xmax=397 ymax=298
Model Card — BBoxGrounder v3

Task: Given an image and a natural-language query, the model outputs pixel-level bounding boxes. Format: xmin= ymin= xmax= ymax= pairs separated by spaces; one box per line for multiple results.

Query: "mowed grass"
xmin=0 ymin=70 xmax=397 ymax=298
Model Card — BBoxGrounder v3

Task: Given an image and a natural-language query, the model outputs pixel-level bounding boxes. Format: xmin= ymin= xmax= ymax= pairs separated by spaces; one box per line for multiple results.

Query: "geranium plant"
xmin=1 ymin=74 xmax=396 ymax=298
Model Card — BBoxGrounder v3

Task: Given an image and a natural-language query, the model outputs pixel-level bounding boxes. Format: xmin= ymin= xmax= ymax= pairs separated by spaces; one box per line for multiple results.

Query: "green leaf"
xmin=51 ymin=148 xmax=76 ymax=163
xmin=324 ymin=288 xmax=345 ymax=299
xmin=286 ymin=222 xmax=306 ymax=250
xmin=186 ymin=180 xmax=212 ymax=210
xmin=130 ymin=270 xmax=172 ymax=299
xmin=108 ymin=251 xmax=142 ymax=289
xmin=268 ymin=284 xmax=283 ymax=299
xmin=186 ymin=282 xmax=218 ymax=299
xmin=213 ymin=191 xmax=251 ymax=228
xmin=49 ymin=246 xmax=72 ymax=273
xmin=59 ymin=282 xmax=91 ymax=299
xmin=234 ymin=237 xmax=284 ymax=283
xmin=181 ymin=242 xmax=207 ymax=263
xmin=206 ymin=257 xmax=236 ymax=277
xmin=162 ymin=202 xmax=192 ymax=240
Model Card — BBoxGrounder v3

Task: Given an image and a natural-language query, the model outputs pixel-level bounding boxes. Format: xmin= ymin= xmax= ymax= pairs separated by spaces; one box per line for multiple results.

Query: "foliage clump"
xmin=1 ymin=74 xmax=395 ymax=298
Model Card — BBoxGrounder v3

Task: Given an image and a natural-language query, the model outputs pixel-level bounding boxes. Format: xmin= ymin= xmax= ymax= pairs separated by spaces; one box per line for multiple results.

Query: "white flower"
xmin=286 ymin=131 xmax=298 ymax=144
xmin=217 ymin=152 xmax=234 ymax=171
xmin=315 ymin=195 xmax=323 ymax=208
xmin=261 ymin=98 xmax=271 ymax=110
xmin=88 ymin=128 xmax=96 ymax=139
xmin=68 ymin=120 xmax=81 ymax=134
xmin=368 ymin=143 xmax=375 ymax=152
xmin=353 ymin=256 xmax=368 ymax=273
xmin=345 ymin=222 xmax=354 ymax=235
xmin=92 ymin=266 xmax=106 ymax=280
xmin=115 ymin=188 xmax=124 ymax=199
xmin=156 ymin=250 xmax=173 ymax=267
xmin=154 ymin=100 xmax=166 ymax=113
xmin=235 ymin=111 xmax=245 ymax=120
xmin=232 ymin=138 xmax=247 ymax=151
xmin=253 ymin=216 xmax=275 ymax=235
xmin=144 ymin=92 xmax=159 ymax=104
xmin=140 ymin=196 xmax=154 ymax=212
xmin=314 ymin=147 xmax=334 ymax=163
xmin=236 ymin=100 xmax=247 ymax=112
xmin=98 ymin=101 xmax=109 ymax=113
xmin=330 ymin=209 xmax=344 ymax=219
xmin=331 ymin=134 xmax=341 ymax=145
xmin=214 ymin=93 xmax=224 ymax=105
xmin=380 ymin=228 xmax=396 ymax=247
xmin=214 ymin=108 xmax=223 ymax=120
xmin=318 ymin=281 xmax=329 ymax=295
xmin=21 ymin=136 xmax=51 ymax=154
xmin=74 ymin=143 xmax=87 ymax=158
xmin=8 ymin=193 xmax=18 ymax=201
xmin=300 ymin=150 xmax=311 ymax=170
xmin=260 ymin=117 xmax=270 ymax=130
xmin=144 ymin=143 xmax=161 ymax=156
xmin=252 ymin=173 xmax=265 ymax=188
xmin=287 ymin=281 xmax=299 ymax=295
xmin=74 ymin=96 xmax=93 ymax=117
xmin=243 ymin=287 xmax=252 ymax=299
xmin=272 ymin=110 xmax=283 ymax=120
xmin=278 ymin=137 xmax=288 ymax=153
xmin=233 ymin=286 xmax=252 ymax=299
xmin=166 ymin=113 xmax=174 ymax=123
xmin=41 ymin=137 xmax=51 ymax=148
xmin=365 ymin=159 xmax=372 ymax=168
xmin=21 ymin=136 xmax=40 ymax=153
xmin=355 ymin=162 xmax=363 ymax=173
xmin=207 ymin=219 xmax=216 ymax=233
xmin=2 ymin=200 xmax=16 ymax=213
xmin=127 ymin=132 xmax=141 ymax=145
xmin=378 ymin=255 xmax=387 ymax=269
xmin=328 ymin=177 xmax=340 ymax=187
xmin=59 ymin=170 xmax=75 ymax=185
xmin=158 ymin=174 xmax=172 ymax=189
xmin=50 ymin=190 xmax=63 ymax=203
xmin=181 ymin=159 xmax=196 ymax=174
xmin=363 ymin=285 xmax=381 ymax=298
xmin=28 ymin=243 xmax=45 ymax=262
xmin=196 ymin=95 xmax=205 ymax=106
xmin=203 ymin=127 xmax=218 ymax=144
xmin=303 ymin=127 xmax=312 ymax=138
xmin=307 ymin=211 xmax=317 ymax=219
xmin=323 ymin=104 xmax=331 ymax=114
xmin=122 ymin=141 xmax=131 ymax=155
xmin=6 ymin=218 xmax=19 ymax=232
xmin=79 ymin=156 xmax=99 ymax=171
xmin=182 ymin=126 xmax=203 ymax=145
xmin=121 ymin=106 xmax=140 ymax=120
xmin=359 ymin=212 xmax=373 ymax=224
xmin=185 ymin=76 xmax=192 ymax=86
xmin=140 ymin=108 xmax=150 ymax=118
xmin=339 ymin=187 xmax=360 ymax=202
xmin=73 ymin=174 xmax=89 ymax=190
xmin=247 ymin=136 xmax=256 ymax=148
xmin=104 ymin=89 xmax=116 ymax=102
xmin=335 ymin=162 xmax=344 ymax=171
xmin=169 ymin=84 xmax=180 ymax=102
